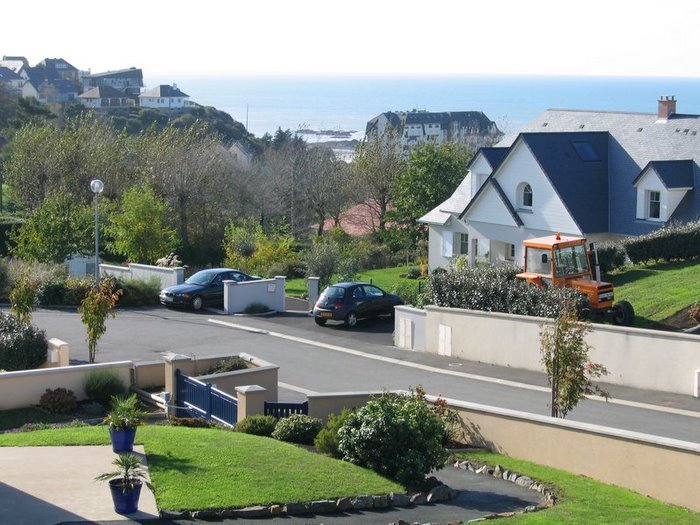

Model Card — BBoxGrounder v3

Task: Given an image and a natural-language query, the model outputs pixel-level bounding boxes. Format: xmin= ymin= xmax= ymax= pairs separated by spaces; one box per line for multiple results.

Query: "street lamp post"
xmin=90 ymin=179 xmax=104 ymax=288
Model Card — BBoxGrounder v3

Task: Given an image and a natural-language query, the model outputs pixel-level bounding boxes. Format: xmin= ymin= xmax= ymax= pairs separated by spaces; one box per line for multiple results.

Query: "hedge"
xmin=624 ymin=220 xmax=700 ymax=264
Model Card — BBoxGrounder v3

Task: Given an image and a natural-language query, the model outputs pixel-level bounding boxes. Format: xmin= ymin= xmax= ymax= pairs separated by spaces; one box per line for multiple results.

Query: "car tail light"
xmin=334 ymin=302 xmax=344 ymax=310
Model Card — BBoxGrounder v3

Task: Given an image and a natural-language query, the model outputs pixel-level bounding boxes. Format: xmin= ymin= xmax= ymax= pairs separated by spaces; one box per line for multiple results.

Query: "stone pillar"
xmin=308 ymin=277 xmax=320 ymax=311
xmin=223 ymin=280 xmax=237 ymax=314
xmin=162 ymin=352 xmax=192 ymax=405
xmin=173 ymin=267 xmax=185 ymax=285
xmin=236 ymin=385 xmax=267 ymax=421
xmin=274 ymin=276 xmax=286 ymax=312
xmin=47 ymin=338 xmax=70 ymax=367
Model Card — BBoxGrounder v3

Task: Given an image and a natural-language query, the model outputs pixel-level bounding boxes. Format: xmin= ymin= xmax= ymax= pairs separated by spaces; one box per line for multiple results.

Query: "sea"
xmin=152 ymin=75 xmax=700 ymax=143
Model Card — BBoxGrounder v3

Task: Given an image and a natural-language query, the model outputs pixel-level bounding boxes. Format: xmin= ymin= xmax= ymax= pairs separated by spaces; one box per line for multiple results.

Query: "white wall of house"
xmin=634 ymin=170 xmax=689 ymax=222
xmin=469 ymin=155 xmax=494 ymax=198
xmin=139 ymin=96 xmax=188 ymax=109
xmin=427 ymin=219 xmax=471 ymax=271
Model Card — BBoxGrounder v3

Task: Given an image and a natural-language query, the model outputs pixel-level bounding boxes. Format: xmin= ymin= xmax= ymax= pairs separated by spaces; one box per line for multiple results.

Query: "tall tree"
xmin=392 ymin=141 xmax=473 ymax=243
xmin=106 ymin=183 xmax=178 ymax=264
xmin=540 ymin=304 xmax=609 ymax=418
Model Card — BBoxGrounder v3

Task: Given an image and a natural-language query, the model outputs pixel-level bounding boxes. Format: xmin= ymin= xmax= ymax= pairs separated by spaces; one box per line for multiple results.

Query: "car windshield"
xmin=185 ymin=271 xmax=217 ymax=286
xmin=322 ymin=286 xmax=346 ymax=300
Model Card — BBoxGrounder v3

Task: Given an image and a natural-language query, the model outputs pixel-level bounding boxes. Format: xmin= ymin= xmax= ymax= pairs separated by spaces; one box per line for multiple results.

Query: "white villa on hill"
xmin=139 ymin=84 xmax=194 ymax=110
xmin=421 ymin=96 xmax=700 ymax=271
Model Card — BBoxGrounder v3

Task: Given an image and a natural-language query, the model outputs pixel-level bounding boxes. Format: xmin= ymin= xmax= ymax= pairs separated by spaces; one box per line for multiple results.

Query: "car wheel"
xmin=344 ymin=311 xmax=358 ymax=328
xmin=191 ymin=296 xmax=204 ymax=311
xmin=314 ymin=317 xmax=327 ymax=326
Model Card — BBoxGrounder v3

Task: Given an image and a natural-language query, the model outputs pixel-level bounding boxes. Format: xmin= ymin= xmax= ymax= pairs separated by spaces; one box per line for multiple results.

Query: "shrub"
xmin=689 ymin=302 xmax=700 ymax=325
xmin=36 ymin=278 xmax=67 ymax=305
xmin=63 ymin=277 xmax=93 ymax=305
xmin=0 ymin=313 xmax=48 ymax=371
xmin=271 ymin=413 xmax=323 ymax=445
xmin=405 ymin=266 xmax=422 ymax=279
xmin=84 ymin=369 xmax=128 ymax=405
xmin=236 ymin=415 xmax=278 ymax=436
xmin=314 ymin=408 xmax=353 ymax=457
xmin=390 ymin=280 xmax=427 ymax=308
xmin=39 ymin=388 xmax=78 ymax=414
xmin=205 ymin=356 xmax=249 ymax=375
xmin=594 ymin=241 xmax=628 ymax=273
xmin=623 ymin=220 xmax=700 ymax=264
xmin=169 ymin=417 xmax=220 ymax=428
xmin=115 ymin=278 xmax=160 ymax=306
xmin=10 ymin=272 xmax=37 ymax=324
xmin=428 ymin=264 xmax=584 ymax=319
xmin=2 ymin=259 xmax=66 ymax=300
xmin=242 ymin=302 xmax=272 ymax=314
xmin=338 ymin=390 xmax=449 ymax=487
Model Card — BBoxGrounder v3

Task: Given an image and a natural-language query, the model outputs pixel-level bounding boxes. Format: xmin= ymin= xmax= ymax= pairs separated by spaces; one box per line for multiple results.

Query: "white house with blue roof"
xmin=421 ymin=96 xmax=700 ymax=270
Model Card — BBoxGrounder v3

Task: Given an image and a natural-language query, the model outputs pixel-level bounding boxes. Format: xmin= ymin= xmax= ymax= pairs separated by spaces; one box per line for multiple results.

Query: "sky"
xmin=3 ymin=0 xmax=700 ymax=80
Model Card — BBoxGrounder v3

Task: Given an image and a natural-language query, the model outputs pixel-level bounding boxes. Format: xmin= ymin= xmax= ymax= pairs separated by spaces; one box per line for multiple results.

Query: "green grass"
xmin=456 ymin=450 xmax=699 ymax=524
xmin=0 ymin=408 xmax=74 ymax=431
xmin=608 ymin=260 xmax=700 ymax=327
xmin=286 ymin=265 xmax=419 ymax=297
xmin=0 ymin=425 xmax=402 ymax=511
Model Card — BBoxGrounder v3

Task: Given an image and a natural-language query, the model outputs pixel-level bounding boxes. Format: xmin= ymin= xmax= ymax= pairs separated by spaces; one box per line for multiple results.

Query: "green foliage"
xmin=84 ymin=370 xmax=127 ymax=406
xmin=106 ymin=183 xmax=178 ymax=264
xmin=595 ymin=241 xmax=628 ymax=273
xmin=0 ymin=216 xmax=25 ymax=255
xmin=338 ymin=389 xmax=449 ymax=487
xmin=313 ymin=409 xmax=353 ymax=457
xmin=104 ymin=394 xmax=144 ymax=431
xmin=205 ymin=356 xmax=249 ymax=375
xmin=271 ymin=414 xmax=323 ymax=445
xmin=389 ymin=279 xmax=427 ymax=308
xmin=428 ymin=264 xmax=584 ymax=318
xmin=9 ymin=271 xmax=37 ymax=324
xmin=168 ymin=417 xmax=221 ymax=428
xmin=9 ymin=193 xmax=93 ymax=263
xmin=0 ymin=313 xmax=47 ymax=371
xmin=235 ymin=415 xmax=278 ymax=437
xmin=303 ymin=238 xmax=360 ymax=289
xmin=79 ymin=278 xmax=122 ymax=363
xmin=624 ymin=220 xmax=700 ymax=264
xmin=223 ymin=219 xmax=299 ymax=277
xmin=115 ymin=278 xmax=160 ymax=306
xmin=540 ymin=305 xmax=609 ymax=418
xmin=36 ymin=278 xmax=67 ymax=305
xmin=39 ymin=388 xmax=78 ymax=414
xmin=392 ymin=142 xmax=473 ymax=245
xmin=242 ymin=302 xmax=272 ymax=314
xmin=94 ymin=452 xmax=151 ymax=492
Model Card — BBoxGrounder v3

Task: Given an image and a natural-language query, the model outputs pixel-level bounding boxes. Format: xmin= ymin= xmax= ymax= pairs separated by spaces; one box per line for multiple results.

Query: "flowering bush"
xmin=39 ymin=388 xmax=78 ymax=414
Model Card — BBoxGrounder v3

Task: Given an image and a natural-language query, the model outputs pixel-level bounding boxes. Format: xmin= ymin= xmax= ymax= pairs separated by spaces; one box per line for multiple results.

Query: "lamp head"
xmin=90 ymin=179 xmax=104 ymax=194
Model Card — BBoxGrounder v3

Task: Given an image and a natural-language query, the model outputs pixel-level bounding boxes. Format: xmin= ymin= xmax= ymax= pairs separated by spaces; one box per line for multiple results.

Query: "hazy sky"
xmin=3 ymin=0 xmax=699 ymax=80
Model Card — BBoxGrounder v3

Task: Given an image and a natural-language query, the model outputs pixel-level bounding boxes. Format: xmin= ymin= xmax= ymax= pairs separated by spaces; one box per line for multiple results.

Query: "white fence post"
xmin=308 ymin=277 xmax=320 ymax=310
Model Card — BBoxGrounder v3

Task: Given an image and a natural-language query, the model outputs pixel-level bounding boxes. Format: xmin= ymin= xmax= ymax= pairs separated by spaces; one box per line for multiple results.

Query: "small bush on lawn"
xmin=271 ymin=414 xmax=323 ymax=445
xmin=205 ymin=356 xmax=249 ymax=375
xmin=168 ymin=417 xmax=222 ymax=429
xmin=595 ymin=241 xmax=628 ymax=273
xmin=115 ymin=278 xmax=160 ymax=306
xmin=84 ymin=369 xmax=127 ymax=405
xmin=314 ymin=408 xmax=353 ymax=457
xmin=0 ymin=313 xmax=48 ymax=371
xmin=236 ymin=415 xmax=278 ymax=437
xmin=39 ymin=388 xmax=78 ymax=414
xmin=338 ymin=389 xmax=449 ymax=487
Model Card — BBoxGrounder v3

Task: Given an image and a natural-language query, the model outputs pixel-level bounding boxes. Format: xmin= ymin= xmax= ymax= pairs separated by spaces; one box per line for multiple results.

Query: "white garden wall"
xmin=223 ymin=276 xmax=286 ymax=314
xmin=100 ymin=263 xmax=184 ymax=289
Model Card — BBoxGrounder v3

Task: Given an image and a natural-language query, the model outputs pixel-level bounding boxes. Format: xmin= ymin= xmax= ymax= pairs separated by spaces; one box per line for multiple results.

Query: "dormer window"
xmin=647 ymin=190 xmax=661 ymax=220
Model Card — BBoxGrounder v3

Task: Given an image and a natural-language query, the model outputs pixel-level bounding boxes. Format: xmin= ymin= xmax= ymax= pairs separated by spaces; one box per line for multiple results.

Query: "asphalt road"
xmin=25 ymin=305 xmax=700 ymax=444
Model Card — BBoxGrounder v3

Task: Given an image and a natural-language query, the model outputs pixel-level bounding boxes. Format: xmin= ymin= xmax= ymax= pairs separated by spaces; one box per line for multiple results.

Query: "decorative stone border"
xmin=159 ymin=483 xmax=457 ymax=520
xmin=448 ymin=455 xmax=557 ymax=521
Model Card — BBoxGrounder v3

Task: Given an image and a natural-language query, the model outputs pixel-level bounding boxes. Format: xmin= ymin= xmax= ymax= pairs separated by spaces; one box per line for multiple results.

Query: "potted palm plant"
xmin=104 ymin=394 xmax=145 ymax=453
xmin=95 ymin=452 xmax=151 ymax=514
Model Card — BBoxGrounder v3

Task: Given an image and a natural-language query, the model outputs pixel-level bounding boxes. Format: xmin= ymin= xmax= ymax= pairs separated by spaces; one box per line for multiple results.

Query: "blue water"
xmin=151 ymin=75 xmax=700 ymax=139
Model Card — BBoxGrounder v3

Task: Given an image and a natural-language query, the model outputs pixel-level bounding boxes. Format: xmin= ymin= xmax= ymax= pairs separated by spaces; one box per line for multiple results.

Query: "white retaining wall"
xmin=100 ymin=263 xmax=185 ymax=289
xmin=394 ymin=305 xmax=700 ymax=396
xmin=224 ymin=276 xmax=286 ymax=314
xmin=393 ymin=305 xmax=426 ymax=352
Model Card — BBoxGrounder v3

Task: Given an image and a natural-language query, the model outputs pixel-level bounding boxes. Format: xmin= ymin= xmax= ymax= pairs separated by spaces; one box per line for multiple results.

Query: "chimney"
xmin=658 ymin=95 xmax=676 ymax=119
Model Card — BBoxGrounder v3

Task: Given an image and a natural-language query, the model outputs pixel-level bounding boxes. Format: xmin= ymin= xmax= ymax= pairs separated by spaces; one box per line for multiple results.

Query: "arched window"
xmin=518 ymin=182 xmax=533 ymax=209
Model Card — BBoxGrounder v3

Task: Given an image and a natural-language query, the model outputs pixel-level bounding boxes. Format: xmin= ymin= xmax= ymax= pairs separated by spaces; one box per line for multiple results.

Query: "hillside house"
xmin=82 ymin=67 xmax=144 ymax=97
xmin=78 ymin=86 xmax=135 ymax=109
xmin=366 ymin=110 xmax=503 ymax=152
xmin=19 ymin=58 xmax=80 ymax=103
xmin=139 ymin=84 xmax=193 ymax=111
xmin=0 ymin=66 xmax=25 ymax=94
xmin=421 ymin=96 xmax=700 ymax=270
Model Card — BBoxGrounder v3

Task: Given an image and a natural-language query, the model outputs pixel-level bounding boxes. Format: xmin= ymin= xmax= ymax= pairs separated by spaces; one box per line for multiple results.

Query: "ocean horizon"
xmin=147 ymin=74 xmax=700 ymax=141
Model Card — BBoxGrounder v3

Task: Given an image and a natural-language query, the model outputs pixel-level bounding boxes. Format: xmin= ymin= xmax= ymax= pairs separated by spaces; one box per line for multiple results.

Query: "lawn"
xmin=456 ymin=450 xmax=699 ymax=524
xmin=0 ymin=425 xmax=402 ymax=511
xmin=286 ymin=264 xmax=422 ymax=297
xmin=607 ymin=259 xmax=700 ymax=327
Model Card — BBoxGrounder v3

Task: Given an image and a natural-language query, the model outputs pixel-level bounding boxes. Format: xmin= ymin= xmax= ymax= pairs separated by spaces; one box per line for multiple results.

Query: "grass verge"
xmin=286 ymin=265 xmax=419 ymax=297
xmin=0 ymin=425 xmax=402 ymax=511
xmin=456 ymin=450 xmax=699 ymax=524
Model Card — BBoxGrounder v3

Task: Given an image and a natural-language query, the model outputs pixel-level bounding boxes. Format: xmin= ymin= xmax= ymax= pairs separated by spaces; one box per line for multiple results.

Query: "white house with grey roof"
xmin=139 ymin=84 xmax=193 ymax=110
xmin=421 ymin=96 xmax=700 ymax=271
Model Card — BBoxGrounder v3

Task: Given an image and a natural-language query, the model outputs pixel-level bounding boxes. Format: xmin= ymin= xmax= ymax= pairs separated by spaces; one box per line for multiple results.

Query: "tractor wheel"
xmin=611 ymin=300 xmax=635 ymax=326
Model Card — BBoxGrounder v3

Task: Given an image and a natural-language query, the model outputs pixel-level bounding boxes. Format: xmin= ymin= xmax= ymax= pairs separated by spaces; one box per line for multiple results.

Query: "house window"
xmin=517 ymin=182 xmax=533 ymax=209
xmin=458 ymin=233 xmax=469 ymax=255
xmin=506 ymin=243 xmax=515 ymax=261
xmin=648 ymin=190 xmax=661 ymax=219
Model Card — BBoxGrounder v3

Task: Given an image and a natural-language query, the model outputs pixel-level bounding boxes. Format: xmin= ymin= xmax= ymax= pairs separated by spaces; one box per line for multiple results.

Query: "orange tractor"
xmin=516 ymin=233 xmax=635 ymax=325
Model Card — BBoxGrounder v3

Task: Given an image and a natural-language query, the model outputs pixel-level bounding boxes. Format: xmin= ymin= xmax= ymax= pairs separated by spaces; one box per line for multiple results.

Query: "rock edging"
xmin=159 ymin=483 xmax=457 ymax=520
xmin=447 ymin=455 xmax=556 ymax=522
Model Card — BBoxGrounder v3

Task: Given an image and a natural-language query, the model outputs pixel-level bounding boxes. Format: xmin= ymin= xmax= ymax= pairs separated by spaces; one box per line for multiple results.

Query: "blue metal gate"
xmin=264 ymin=400 xmax=309 ymax=418
xmin=175 ymin=369 xmax=238 ymax=426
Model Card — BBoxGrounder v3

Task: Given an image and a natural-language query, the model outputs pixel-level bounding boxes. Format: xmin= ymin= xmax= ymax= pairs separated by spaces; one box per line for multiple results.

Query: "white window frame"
xmin=442 ymin=230 xmax=453 ymax=257
xmin=647 ymin=190 xmax=661 ymax=220
xmin=517 ymin=182 xmax=533 ymax=210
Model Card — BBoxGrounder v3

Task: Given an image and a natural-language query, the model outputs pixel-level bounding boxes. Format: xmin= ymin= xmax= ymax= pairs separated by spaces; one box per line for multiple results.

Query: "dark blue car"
xmin=313 ymin=282 xmax=403 ymax=328
xmin=160 ymin=268 xmax=259 ymax=311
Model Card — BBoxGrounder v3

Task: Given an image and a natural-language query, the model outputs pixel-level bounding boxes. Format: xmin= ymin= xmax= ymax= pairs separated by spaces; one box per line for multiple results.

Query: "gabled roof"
xmin=478 ymin=147 xmax=508 ymax=169
xmin=35 ymin=58 xmax=78 ymax=71
xmin=140 ymin=85 xmax=189 ymax=98
xmin=86 ymin=67 xmax=142 ymax=80
xmin=419 ymin=175 xmax=472 ymax=225
xmin=633 ymin=160 xmax=694 ymax=189
xmin=0 ymin=66 xmax=21 ymax=81
xmin=79 ymin=85 xmax=128 ymax=99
